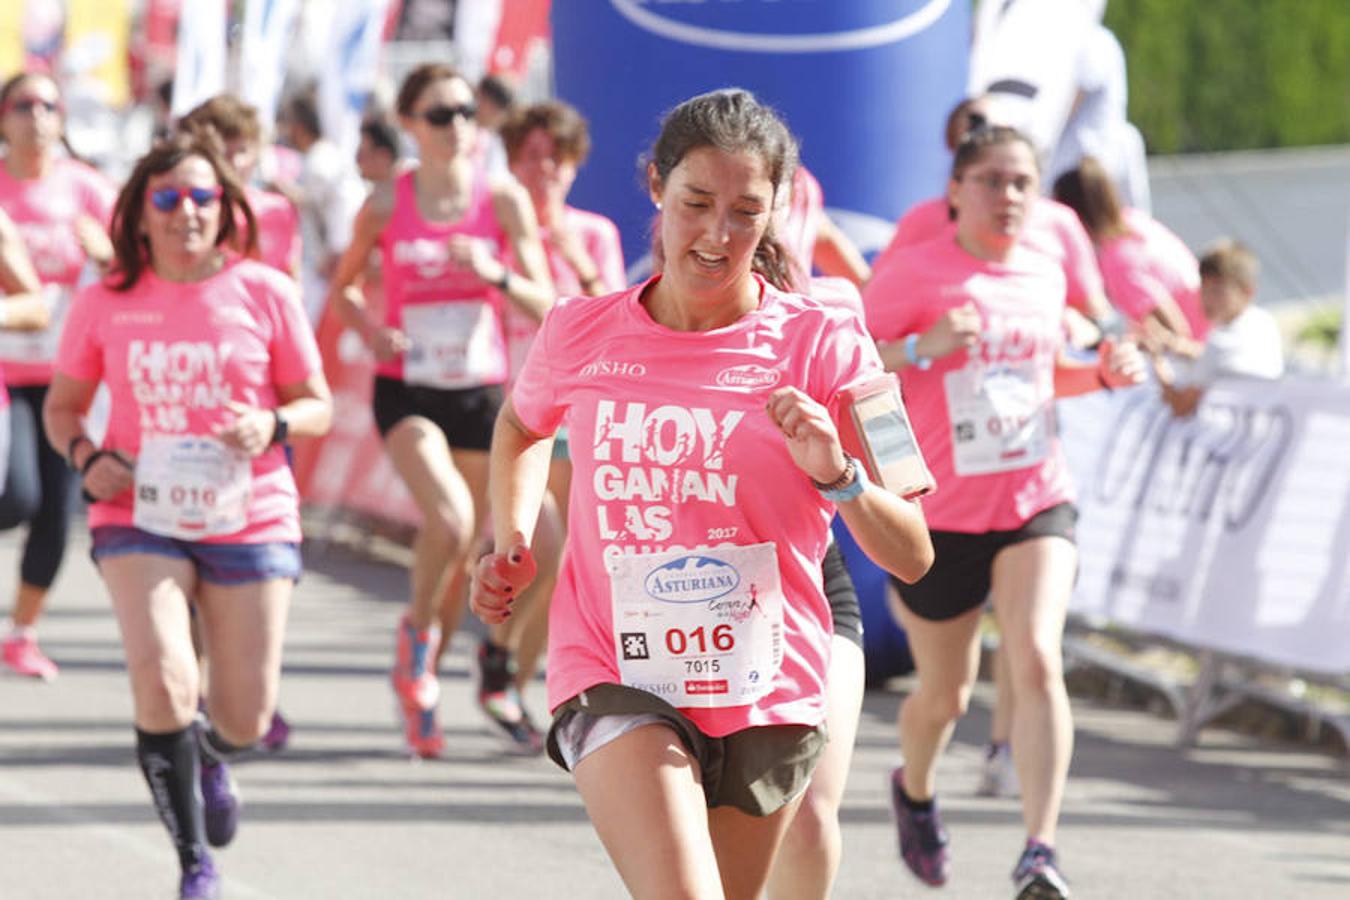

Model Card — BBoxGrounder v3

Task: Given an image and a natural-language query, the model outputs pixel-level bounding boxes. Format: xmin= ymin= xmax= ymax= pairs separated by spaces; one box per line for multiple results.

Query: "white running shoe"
xmin=976 ymin=742 xmax=1020 ymax=798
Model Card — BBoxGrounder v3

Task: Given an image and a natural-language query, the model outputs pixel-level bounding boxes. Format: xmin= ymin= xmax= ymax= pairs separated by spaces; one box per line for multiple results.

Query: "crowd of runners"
xmin=0 ymin=57 xmax=1281 ymax=900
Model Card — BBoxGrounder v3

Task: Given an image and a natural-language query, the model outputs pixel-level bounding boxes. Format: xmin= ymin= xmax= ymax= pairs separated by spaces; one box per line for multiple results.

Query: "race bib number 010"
xmin=608 ymin=542 xmax=784 ymax=709
xmin=944 ymin=362 xmax=1053 ymax=476
xmin=133 ymin=436 xmax=251 ymax=540
xmin=402 ymin=300 xmax=502 ymax=389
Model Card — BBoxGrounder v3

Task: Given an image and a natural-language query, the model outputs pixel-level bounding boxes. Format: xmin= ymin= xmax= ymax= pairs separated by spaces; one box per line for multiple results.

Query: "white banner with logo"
xmin=170 ymin=0 xmax=227 ymax=117
xmin=239 ymin=0 xmax=301 ymax=135
xmin=317 ymin=0 xmax=390 ymax=159
xmin=1061 ymin=378 xmax=1350 ymax=675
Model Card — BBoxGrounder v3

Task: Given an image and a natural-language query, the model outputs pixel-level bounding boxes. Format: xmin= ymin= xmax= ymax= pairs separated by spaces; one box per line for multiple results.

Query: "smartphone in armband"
xmin=838 ymin=375 xmax=936 ymax=500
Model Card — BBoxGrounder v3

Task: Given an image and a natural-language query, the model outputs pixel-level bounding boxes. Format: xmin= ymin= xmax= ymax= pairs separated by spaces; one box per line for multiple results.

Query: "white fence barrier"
xmin=1060 ymin=377 xmax=1350 ymax=677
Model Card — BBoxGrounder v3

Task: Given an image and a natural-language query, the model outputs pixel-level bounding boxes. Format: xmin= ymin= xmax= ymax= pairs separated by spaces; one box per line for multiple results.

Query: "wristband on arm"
xmin=269 ymin=409 xmax=290 ymax=446
xmin=66 ymin=435 xmax=94 ymax=470
xmin=78 ymin=449 xmax=133 ymax=503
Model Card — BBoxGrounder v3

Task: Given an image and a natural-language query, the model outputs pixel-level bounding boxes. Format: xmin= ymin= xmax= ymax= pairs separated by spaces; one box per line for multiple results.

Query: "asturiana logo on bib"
xmin=644 ymin=555 xmax=740 ymax=604
xmin=715 ymin=364 xmax=780 ymax=389
xmin=609 ymin=0 xmax=951 ymax=54
xmin=581 ymin=360 xmax=648 ymax=378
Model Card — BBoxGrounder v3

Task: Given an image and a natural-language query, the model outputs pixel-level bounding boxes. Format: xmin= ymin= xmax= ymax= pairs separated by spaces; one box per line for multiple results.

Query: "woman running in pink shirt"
xmin=472 ymin=88 xmax=933 ymax=900
xmin=0 ymin=71 xmax=116 ymax=680
xmin=1053 ymin=156 xmax=1207 ymax=343
xmin=884 ymin=96 xmax=1114 ymax=794
xmin=865 ymin=125 xmax=1144 ymax=900
xmin=44 ymin=131 xmax=332 ymax=900
xmin=328 ymin=63 xmax=554 ymax=758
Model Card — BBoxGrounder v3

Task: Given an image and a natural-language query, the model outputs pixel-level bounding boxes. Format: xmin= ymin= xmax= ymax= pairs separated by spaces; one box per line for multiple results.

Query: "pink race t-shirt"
xmin=503 ymin=205 xmax=624 ymax=378
xmin=56 ymin=259 xmax=322 ymax=544
xmin=807 ymin=276 xmax=865 ymax=320
xmin=864 ymin=236 xmax=1074 ymax=533
xmin=778 ymin=166 xmax=825 ymax=290
xmin=377 ymin=168 xmax=511 ymax=383
xmin=882 ymin=196 xmax=1105 ymax=316
xmin=513 ymin=276 xmax=884 ymax=737
xmin=243 ymin=186 xmax=301 ymax=277
xmin=1098 ymin=207 xmax=1207 ymax=339
xmin=0 ymin=157 xmax=116 ymax=385
xmin=884 ymin=196 xmax=951 ymax=252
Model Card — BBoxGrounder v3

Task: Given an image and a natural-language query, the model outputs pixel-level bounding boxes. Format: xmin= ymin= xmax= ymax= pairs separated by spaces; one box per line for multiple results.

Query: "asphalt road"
xmin=1 ymin=528 xmax=1347 ymax=899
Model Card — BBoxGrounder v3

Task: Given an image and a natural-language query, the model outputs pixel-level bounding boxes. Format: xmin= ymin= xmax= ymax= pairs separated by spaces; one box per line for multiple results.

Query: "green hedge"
xmin=1104 ymin=0 xmax=1350 ymax=153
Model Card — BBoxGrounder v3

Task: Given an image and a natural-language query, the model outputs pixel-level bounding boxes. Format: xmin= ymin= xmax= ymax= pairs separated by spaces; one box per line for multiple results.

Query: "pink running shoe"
xmin=2 ymin=632 xmax=58 ymax=680
xmin=259 ymin=710 xmax=292 ymax=753
xmin=391 ymin=617 xmax=444 ymax=758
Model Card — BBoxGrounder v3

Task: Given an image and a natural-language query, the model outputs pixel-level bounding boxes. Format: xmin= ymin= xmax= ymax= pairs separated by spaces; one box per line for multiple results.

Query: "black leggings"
xmin=0 ymin=384 xmax=75 ymax=589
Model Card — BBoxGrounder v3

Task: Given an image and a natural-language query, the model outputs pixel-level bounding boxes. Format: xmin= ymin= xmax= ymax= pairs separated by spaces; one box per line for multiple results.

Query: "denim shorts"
xmin=89 ymin=525 xmax=303 ymax=585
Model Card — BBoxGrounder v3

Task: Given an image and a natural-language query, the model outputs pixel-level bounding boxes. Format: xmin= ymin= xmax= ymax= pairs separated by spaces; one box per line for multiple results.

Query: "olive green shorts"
xmin=546 ymin=683 xmax=827 ymax=817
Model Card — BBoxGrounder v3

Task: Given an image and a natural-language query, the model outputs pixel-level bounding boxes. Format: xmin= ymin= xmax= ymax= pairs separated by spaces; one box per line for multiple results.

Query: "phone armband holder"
xmin=837 ymin=374 xmax=936 ymax=500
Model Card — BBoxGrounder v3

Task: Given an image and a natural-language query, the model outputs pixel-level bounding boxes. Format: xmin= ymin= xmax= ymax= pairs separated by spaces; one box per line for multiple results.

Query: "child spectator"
xmin=1150 ymin=239 xmax=1284 ymax=417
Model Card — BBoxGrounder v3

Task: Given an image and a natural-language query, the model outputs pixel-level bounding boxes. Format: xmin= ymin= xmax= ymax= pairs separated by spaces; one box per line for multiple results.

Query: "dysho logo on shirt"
xmin=714 ymin=364 xmax=781 ymax=390
xmin=112 ymin=310 xmax=164 ymax=326
xmin=581 ymin=360 xmax=647 ymax=379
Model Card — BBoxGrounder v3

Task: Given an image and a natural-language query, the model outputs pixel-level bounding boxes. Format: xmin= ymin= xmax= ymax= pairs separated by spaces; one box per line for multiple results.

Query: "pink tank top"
xmin=377 ymin=169 xmax=510 ymax=384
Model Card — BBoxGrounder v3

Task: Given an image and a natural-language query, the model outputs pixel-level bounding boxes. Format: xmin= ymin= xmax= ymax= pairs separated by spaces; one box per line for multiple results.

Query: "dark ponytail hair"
xmin=951 ymin=124 xmax=1038 ymax=180
xmin=107 ymin=131 xmax=256 ymax=291
xmin=646 ymin=88 xmax=799 ymax=292
xmin=0 ymin=72 xmax=90 ymax=166
xmin=943 ymin=96 xmax=990 ymax=152
xmin=1051 ymin=156 xmax=1126 ymax=242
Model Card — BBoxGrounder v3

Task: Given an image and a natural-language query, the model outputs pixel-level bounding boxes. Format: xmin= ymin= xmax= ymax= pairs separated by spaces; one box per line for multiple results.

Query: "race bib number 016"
xmin=401 ymin=300 xmax=502 ymax=389
xmin=608 ymin=542 xmax=784 ymax=709
xmin=133 ymin=436 xmax=251 ymax=540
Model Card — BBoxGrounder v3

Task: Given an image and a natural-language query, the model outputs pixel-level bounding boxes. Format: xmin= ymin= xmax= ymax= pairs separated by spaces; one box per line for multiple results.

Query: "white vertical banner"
xmin=317 ymin=0 xmax=391 ymax=159
xmin=452 ymin=0 xmax=504 ymax=84
xmin=171 ymin=0 xmax=228 ymax=117
xmin=239 ymin=0 xmax=302 ymax=134
xmin=1342 ymin=218 xmax=1350 ymax=381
